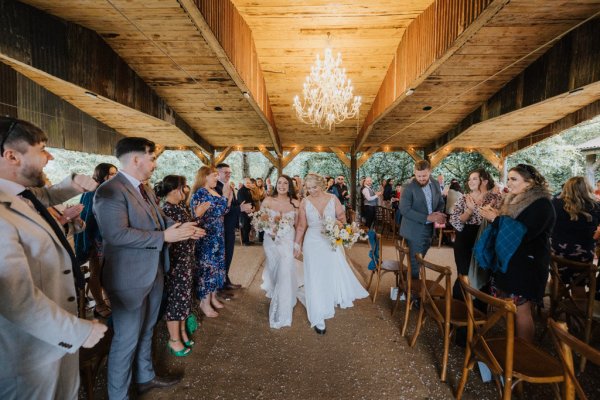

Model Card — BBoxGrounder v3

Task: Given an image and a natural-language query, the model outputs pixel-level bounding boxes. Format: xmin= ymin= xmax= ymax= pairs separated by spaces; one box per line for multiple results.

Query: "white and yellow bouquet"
xmin=322 ymin=216 xmax=363 ymax=250
xmin=250 ymin=208 xmax=295 ymax=241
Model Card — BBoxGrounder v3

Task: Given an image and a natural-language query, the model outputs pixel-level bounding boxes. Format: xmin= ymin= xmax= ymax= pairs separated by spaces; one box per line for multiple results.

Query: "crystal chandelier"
xmin=293 ymin=48 xmax=361 ymax=130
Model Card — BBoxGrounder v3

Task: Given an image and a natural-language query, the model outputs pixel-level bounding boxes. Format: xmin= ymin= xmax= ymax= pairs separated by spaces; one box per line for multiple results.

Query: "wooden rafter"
xmin=257 ymin=145 xmax=280 ymax=169
xmin=478 ymin=148 xmax=503 ymax=171
xmin=357 ymin=146 xmax=379 ymax=169
xmin=214 ymin=147 xmax=234 ymax=166
xmin=405 ymin=148 xmax=424 ymax=162
xmin=281 ymin=147 xmax=305 ymax=169
xmin=330 ymin=147 xmax=351 ymax=168
xmin=154 ymin=144 xmax=166 ymax=158
xmin=190 ymin=147 xmax=211 ymax=165
xmin=428 ymin=147 xmax=454 ymax=169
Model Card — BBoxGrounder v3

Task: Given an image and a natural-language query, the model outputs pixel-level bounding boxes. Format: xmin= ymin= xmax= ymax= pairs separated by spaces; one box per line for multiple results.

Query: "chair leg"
xmin=409 ymin=303 xmax=425 ymax=347
xmin=366 ymin=270 xmax=374 ymax=290
xmin=440 ymin=321 xmax=451 ymax=382
xmin=372 ymin=271 xmax=381 ymax=303
xmin=455 ymin=357 xmax=476 ymax=400
xmin=400 ymin=290 xmax=410 ymax=337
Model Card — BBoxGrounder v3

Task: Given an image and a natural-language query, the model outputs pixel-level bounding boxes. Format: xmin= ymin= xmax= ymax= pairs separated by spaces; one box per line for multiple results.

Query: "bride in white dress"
xmin=261 ymin=175 xmax=303 ymax=329
xmin=294 ymin=173 xmax=368 ymax=334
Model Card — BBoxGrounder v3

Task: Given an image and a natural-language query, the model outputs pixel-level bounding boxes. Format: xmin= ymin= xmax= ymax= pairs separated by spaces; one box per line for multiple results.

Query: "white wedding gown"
xmin=261 ymin=209 xmax=304 ymax=329
xmin=301 ymin=197 xmax=368 ymax=328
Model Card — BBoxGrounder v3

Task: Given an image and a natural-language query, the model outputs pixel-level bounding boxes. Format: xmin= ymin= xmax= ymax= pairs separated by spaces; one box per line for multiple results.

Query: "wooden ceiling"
xmin=14 ymin=0 xmax=600 ymax=157
xmin=19 ymin=0 xmax=273 ymax=149
xmin=230 ymin=0 xmax=435 ymax=147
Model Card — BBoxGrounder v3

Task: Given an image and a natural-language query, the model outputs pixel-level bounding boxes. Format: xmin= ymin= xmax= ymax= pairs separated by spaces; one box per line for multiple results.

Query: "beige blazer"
xmin=0 ymin=176 xmax=93 ymax=378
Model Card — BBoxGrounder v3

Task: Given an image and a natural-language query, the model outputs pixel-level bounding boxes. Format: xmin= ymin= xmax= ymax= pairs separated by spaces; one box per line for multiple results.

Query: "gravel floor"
xmin=81 ymin=240 xmax=600 ymax=400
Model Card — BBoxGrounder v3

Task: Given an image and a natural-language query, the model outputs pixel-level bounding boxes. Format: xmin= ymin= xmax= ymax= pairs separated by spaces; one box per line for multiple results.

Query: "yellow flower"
xmin=336 ymin=239 xmax=342 ymax=245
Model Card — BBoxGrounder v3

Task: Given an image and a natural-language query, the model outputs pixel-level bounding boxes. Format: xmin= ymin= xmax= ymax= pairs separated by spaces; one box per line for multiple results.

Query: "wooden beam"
xmin=257 ymin=145 xmax=281 ymax=170
xmin=281 ymin=146 xmax=305 ymax=169
xmin=190 ymin=147 xmax=210 ymax=165
xmin=154 ymin=144 xmax=166 ymax=159
xmin=478 ymin=148 xmax=503 ymax=171
xmin=357 ymin=146 xmax=379 ymax=169
xmin=405 ymin=148 xmax=424 ymax=162
xmin=330 ymin=147 xmax=351 ymax=168
xmin=214 ymin=146 xmax=234 ymax=166
xmin=0 ymin=0 xmax=212 ymax=153
xmin=355 ymin=0 xmax=510 ymax=151
xmin=183 ymin=0 xmax=282 ymax=156
xmin=428 ymin=147 xmax=454 ymax=169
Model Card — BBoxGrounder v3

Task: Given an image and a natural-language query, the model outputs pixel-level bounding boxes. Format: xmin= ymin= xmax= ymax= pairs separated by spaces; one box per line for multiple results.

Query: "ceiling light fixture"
xmin=293 ymin=48 xmax=361 ymax=130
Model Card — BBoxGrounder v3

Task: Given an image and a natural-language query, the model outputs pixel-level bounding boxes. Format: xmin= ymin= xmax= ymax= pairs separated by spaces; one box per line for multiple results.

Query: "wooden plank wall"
xmin=0 ymin=62 xmax=122 ymax=155
xmin=360 ymin=0 xmax=493 ymax=136
xmin=429 ymin=18 xmax=600 ymax=154
xmin=0 ymin=0 xmax=210 ymax=151
xmin=195 ymin=0 xmax=277 ymax=132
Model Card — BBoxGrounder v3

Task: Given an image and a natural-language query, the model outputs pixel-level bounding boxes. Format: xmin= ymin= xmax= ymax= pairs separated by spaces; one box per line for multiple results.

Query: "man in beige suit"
xmin=0 ymin=117 xmax=107 ymax=400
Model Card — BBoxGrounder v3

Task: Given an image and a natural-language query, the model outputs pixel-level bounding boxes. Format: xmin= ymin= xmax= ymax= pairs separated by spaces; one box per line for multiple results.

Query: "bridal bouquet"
xmin=322 ymin=216 xmax=363 ymax=250
xmin=250 ymin=208 xmax=294 ymax=241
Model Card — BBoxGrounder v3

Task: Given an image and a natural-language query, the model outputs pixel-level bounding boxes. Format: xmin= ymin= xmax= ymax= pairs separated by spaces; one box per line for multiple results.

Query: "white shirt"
xmin=362 ymin=186 xmax=379 ymax=201
xmin=118 ymin=170 xmax=142 ymax=189
xmin=0 ymin=177 xmax=26 ymax=197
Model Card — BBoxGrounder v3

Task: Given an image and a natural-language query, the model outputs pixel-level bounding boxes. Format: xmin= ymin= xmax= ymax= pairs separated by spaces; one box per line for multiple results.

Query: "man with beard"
xmin=334 ymin=175 xmax=350 ymax=208
xmin=215 ymin=163 xmax=252 ymax=290
xmin=399 ymin=160 xmax=446 ymax=278
xmin=94 ymin=137 xmax=204 ymax=398
xmin=0 ymin=117 xmax=107 ymax=399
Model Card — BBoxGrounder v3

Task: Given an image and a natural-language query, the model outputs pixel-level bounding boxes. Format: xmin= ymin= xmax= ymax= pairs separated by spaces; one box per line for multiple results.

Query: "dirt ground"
xmin=83 ymin=239 xmax=600 ymax=400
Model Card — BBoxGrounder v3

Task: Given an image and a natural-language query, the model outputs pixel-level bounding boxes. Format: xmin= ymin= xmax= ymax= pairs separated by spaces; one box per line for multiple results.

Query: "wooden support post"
xmin=350 ymin=150 xmax=358 ymax=211
xmin=214 ymin=146 xmax=233 ymax=166
xmin=357 ymin=146 xmax=379 ymax=169
xmin=428 ymin=147 xmax=453 ymax=169
xmin=330 ymin=147 xmax=351 ymax=168
xmin=585 ymin=154 xmax=598 ymax=187
xmin=478 ymin=148 xmax=504 ymax=172
xmin=190 ymin=147 xmax=210 ymax=165
xmin=281 ymin=146 xmax=305 ymax=170
xmin=405 ymin=147 xmax=424 ymax=162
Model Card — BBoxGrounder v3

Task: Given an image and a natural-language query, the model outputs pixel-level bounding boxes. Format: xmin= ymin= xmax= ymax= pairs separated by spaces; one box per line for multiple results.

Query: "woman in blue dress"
xmin=191 ymin=166 xmax=232 ymax=317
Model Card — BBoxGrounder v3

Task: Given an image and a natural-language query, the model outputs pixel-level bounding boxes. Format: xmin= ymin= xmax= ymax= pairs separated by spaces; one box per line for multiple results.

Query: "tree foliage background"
xmin=46 ymin=117 xmax=599 ymax=201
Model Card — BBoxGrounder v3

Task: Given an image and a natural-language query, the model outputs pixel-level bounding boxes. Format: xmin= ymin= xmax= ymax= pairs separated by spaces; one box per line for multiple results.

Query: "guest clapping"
xmin=155 ymin=175 xmax=208 ymax=357
xmin=191 ymin=166 xmax=232 ymax=317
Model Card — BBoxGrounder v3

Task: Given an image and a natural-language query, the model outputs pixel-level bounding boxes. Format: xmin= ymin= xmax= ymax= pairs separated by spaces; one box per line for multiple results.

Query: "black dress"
xmin=162 ymin=202 xmax=196 ymax=321
xmin=492 ymin=198 xmax=556 ymax=302
xmin=550 ymin=198 xmax=600 ymax=263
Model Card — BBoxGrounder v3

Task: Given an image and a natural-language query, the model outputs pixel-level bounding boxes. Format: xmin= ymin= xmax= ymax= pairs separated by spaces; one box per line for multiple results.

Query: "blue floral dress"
xmin=191 ymin=187 xmax=228 ymax=299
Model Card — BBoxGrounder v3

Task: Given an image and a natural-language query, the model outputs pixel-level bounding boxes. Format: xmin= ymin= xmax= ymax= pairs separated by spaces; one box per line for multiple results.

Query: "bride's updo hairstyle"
xmin=304 ymin=173 xmax=327 ymax=192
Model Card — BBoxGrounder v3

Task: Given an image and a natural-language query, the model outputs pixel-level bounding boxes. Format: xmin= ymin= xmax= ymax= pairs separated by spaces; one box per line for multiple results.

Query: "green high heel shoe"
xmin=181 ymin=329 xmax=195 ymax=348
xmin=167 ymin=339 xmax=191 ymax=357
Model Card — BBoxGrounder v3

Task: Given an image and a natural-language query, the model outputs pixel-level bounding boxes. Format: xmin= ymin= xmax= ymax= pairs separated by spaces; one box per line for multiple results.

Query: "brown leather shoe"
xmin=138 ymin=375 xmax=181 ymax=395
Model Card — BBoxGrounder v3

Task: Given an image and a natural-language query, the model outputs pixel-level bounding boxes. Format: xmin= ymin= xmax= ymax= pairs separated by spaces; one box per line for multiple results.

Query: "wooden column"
xmin=350 ymin=150 xmax=357 ymax=211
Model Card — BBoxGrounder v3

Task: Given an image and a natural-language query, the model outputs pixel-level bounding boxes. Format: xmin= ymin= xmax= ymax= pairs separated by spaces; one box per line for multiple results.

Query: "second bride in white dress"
xmin=261 ymin=175 xmax=303 ymax=329
xmin=294 ymin=173 xmax=368 ymax=334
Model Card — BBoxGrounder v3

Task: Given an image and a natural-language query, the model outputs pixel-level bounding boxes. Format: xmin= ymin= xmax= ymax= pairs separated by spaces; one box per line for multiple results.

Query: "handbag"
xmin=468 ymin=220 xmax=491 ymax=290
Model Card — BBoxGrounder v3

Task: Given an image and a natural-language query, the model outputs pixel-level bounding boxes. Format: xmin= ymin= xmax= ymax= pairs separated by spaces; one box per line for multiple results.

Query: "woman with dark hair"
xmin=382 ymin=178 xmax=394 ymax=207
xmin=155 ymin=175 xmax=209 ymax=356
xmin=260 ymin=175 xmax=302 ymax=328
xmin=480 ymin=164 xmax=555 ymax=342
xmin=191 ymin=166 xmax=232 ymax=317
xmin=326 ymin=177 xmax=339 ymax=198
xmin=74 ymin=162 xmax=117 ymax=318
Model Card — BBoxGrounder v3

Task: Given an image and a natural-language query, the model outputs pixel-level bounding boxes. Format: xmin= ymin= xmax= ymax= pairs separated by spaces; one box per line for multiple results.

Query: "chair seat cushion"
xmin=382 ymin=259 xmax=400 ymax=271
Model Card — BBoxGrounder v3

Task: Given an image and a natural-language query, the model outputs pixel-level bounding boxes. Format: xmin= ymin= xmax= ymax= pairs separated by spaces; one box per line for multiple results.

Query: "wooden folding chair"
xmin=409 ymin=256 xmax=485 ymax=381
xmin=391 ymin=239 xmax=413 ymax=337
xmin=456 ymin=276 xmax=565 ymax=400
xmin=548 ymin=318 xmax=600 ymax=400
xmin=549 ymin=254 xmax=598 ymax=372
xmin=366 ymin=233 xmax=400 ymax=303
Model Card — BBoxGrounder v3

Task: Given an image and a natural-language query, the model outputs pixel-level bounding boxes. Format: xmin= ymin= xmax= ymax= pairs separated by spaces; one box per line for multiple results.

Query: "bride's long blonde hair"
xmin=304 ymin=173 xmax=327 ymax=192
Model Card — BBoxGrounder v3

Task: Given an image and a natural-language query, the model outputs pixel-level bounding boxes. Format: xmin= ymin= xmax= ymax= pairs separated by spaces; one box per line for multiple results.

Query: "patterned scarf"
xmin=499 ymin=185 xmax=551 ymax=219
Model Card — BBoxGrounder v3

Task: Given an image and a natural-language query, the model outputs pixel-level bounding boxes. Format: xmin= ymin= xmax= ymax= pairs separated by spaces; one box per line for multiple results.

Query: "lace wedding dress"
xmin=301 ymin=197 xmax=368 ymax=328
xmin=261 ymin=209 xmax=304 ymax=329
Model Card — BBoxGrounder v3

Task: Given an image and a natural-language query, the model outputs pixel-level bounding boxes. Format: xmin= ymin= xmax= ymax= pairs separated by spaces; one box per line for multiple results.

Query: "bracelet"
xmin=293 ymin=243 xmax=301 ymax=251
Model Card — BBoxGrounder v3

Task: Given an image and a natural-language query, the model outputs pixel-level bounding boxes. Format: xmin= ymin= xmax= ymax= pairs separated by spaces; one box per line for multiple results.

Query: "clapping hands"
xmin=194 ymin=201 xmax=211 ymax=218
xmin=427 ymin=211 xmax=447 ymax=224
xmin=164 ymin=222 xmax=206 ymax=243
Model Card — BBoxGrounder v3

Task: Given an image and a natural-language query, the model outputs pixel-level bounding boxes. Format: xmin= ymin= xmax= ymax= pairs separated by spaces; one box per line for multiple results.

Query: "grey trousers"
xmin=406 ymin=224 xmax=434 ymax=278
xmin=106 ymin=269 xmax=164 ymax=400
xmin=0 ymin=352 xmax=79 ymax=400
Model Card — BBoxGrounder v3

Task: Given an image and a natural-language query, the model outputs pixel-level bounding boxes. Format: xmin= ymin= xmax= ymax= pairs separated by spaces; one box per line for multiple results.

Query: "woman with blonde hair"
xmin=294 ymin=173 xmax=368 ymax=335
xmin=551 ymin=176 xmax=600 ymax=263
xmin=191 ymin=166 xmax=232 ymax=317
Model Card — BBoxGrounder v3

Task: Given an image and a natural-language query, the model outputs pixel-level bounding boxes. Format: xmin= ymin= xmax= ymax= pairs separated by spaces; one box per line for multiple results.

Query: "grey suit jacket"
xmin=399 ymin=177 xmax=445 ymax=240
xmin=0 ymin=176 xmax=93 ymax=378
xmin=93 ymin=173 xmax=173 ymax=300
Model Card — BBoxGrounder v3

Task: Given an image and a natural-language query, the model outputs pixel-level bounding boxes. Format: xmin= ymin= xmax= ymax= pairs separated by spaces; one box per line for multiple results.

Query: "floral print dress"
xmin=191 ymin=188 xmax=228 ymax=299
xmin=162 ymin=202 xmax=196 ymax=321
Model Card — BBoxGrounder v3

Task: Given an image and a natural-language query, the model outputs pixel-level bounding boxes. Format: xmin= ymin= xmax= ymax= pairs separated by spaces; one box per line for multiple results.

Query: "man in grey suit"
xmin=94 ymin=137 xmax=204 ymax=399
xmin=399 ymin=160 xmax=446 ymax=278
xmin=0 ymin=117 xmax=107 ymax=399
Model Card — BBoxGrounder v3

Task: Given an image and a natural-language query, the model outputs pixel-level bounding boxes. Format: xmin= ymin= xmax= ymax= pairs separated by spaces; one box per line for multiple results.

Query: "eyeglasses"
xmin=0 ymin=120 xmax=18 ymax=157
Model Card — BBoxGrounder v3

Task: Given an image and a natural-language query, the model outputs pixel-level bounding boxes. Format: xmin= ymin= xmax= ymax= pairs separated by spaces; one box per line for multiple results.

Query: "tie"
xmin=138 ymin=183 xmax=150 ymax=203
xmin=19 ymin=189 xmax=85 ymax=289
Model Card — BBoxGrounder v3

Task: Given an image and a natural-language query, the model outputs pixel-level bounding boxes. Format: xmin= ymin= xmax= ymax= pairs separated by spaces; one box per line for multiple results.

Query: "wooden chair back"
xmin=393 ymin=238 xmax=413 ymax=336
xmin=548 ymin=318 xmax=600 ymax=400
xmin=549 ymin=254 xmax=598 ymax=371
